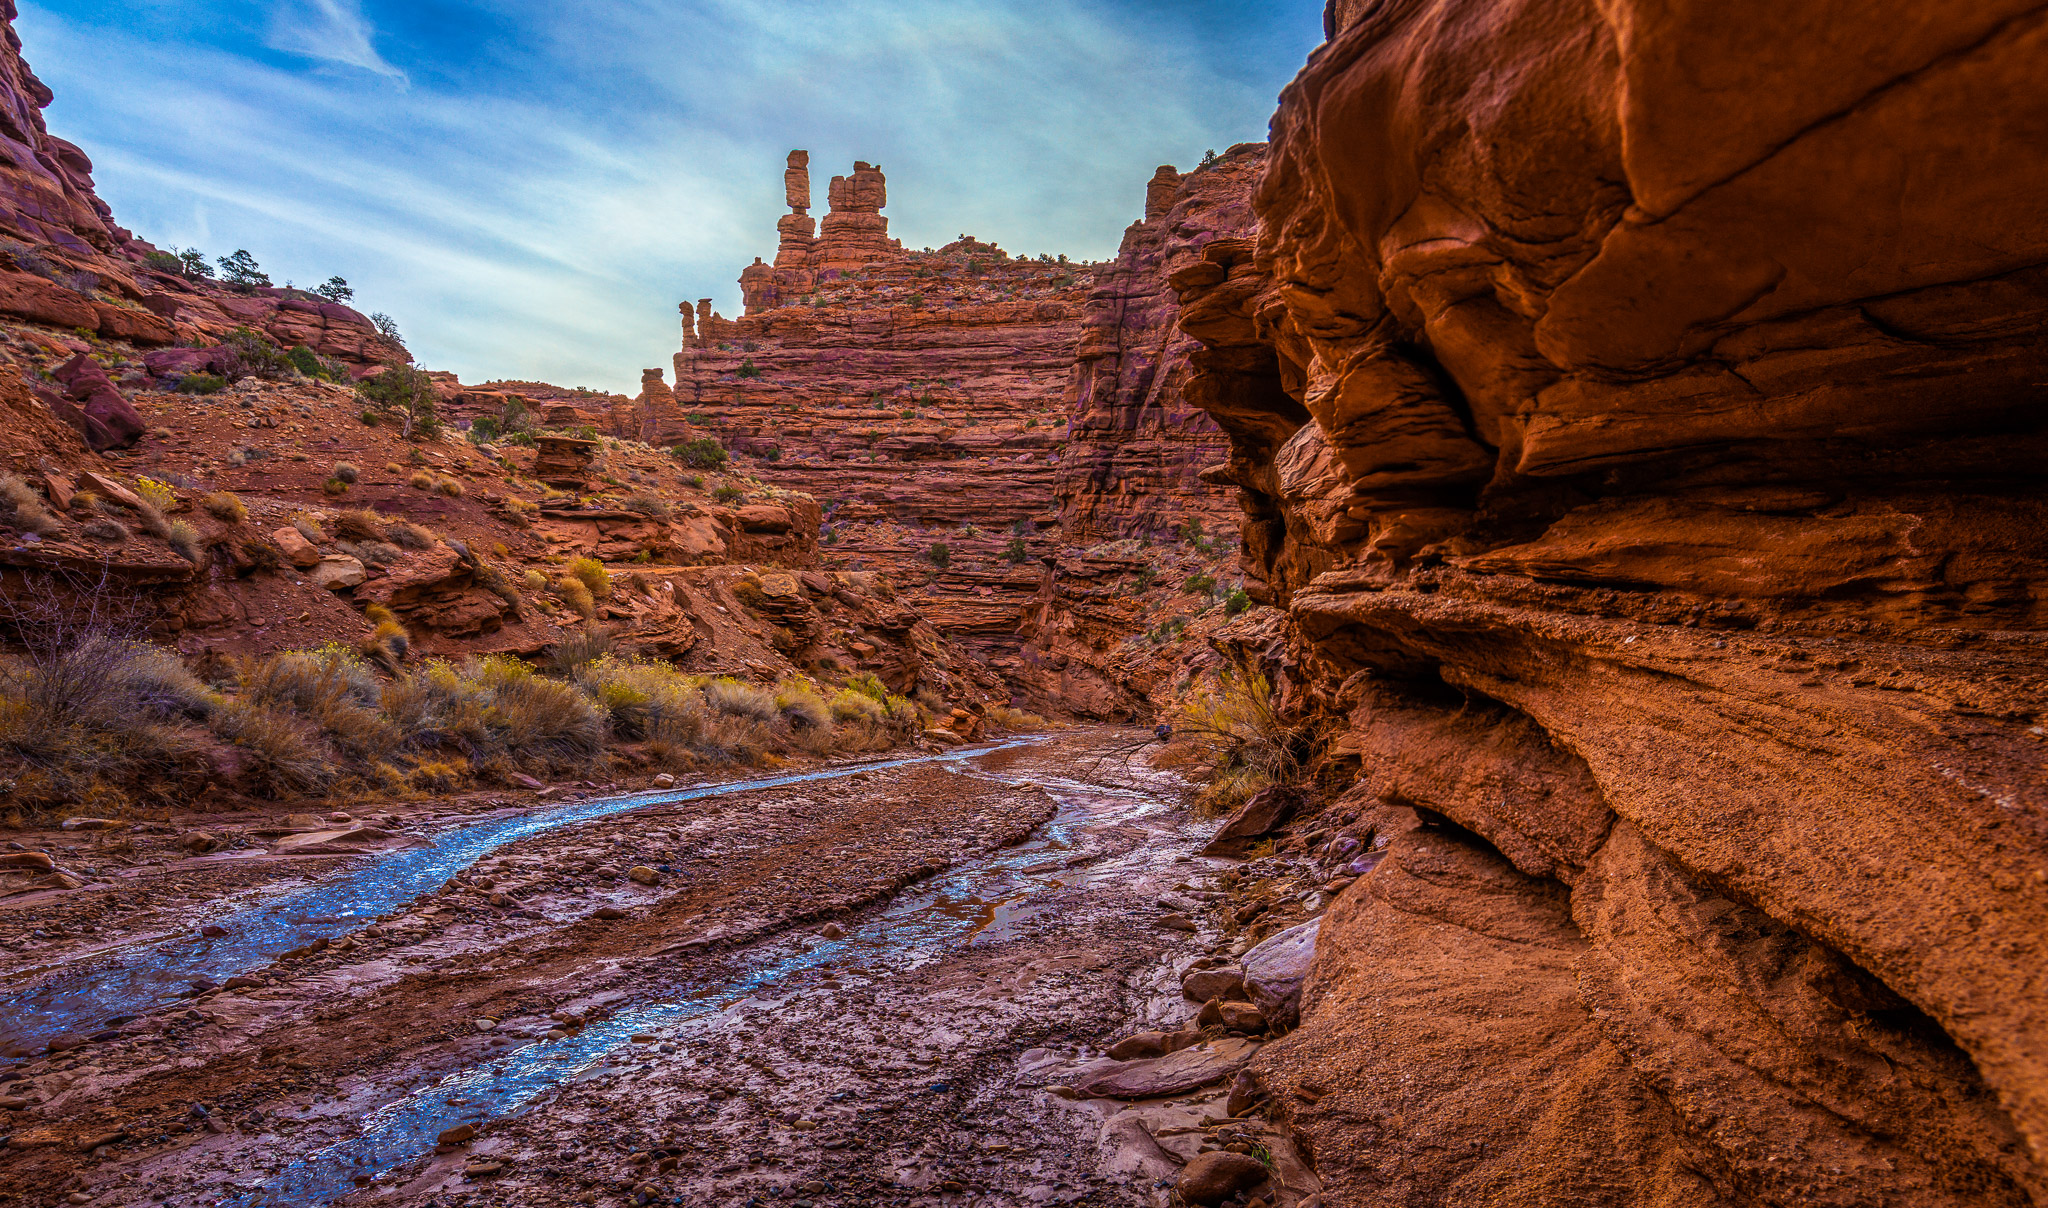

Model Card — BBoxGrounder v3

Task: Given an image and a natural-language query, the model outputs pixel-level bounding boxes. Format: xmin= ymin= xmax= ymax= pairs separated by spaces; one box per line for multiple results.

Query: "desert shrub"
xmin=986 ymin=705 xmax=1048 ymax=733
xmin=384 ymin=520 xmax=435 ymax=550
xmin=166 ymin=521 xmax=202 ymax=563
xmin=712 ymin=484 xmax=744 ymax=505
xmin=177 ymin=373 xmax=227 ymax=395
xmin=228 ymin=646 xmax=395 ymax=770
xmin=475 ymin=563 xmax=522 ymax=614
xmin=333 ymin=462 xmax=360 ymax=484
xmin=334 ymin=509 xmax=385 ymax=542
xmin=547 ymin=626 xmax=616 ymax=675
xmin=361 ymin=605 xmax=410 ymax=668
xmin=408 ymin=471 xmax=434 ymax=490
xmin=357 ymin=361 xmax=440 ymax=438
xmin=523 ymin=569 xmax=549 ymax=592
xmin=323 ymin=478 xmax=350 ymax=496
xmin=552 ymin=576 xmax=597 ymax=619
xmin=1163 ymin=657 xmax=1314 ymax=817
xmin=567 ymin=556 xmax=612 ymax=600
xmin=926 ymin=542 xmax=951 ymax=568
xmin=202 ymin=491 xmax=247 ymax=523
xmin=240 ymin=538 xmax=283 ymax=571
xmin=1005 ymin=538 xmax=1028 ymax=564
xmin=622 ymin=493 xmax=669 ymax=519
xmin=1184 ymin=573 xmax=1217 ymax=596
xmin=353 ymin=540 xmax=402 ymax=567
xmin=133 ymin=477 xmax=178 ymax=512
xmin=432 ymin=477 xmax=464 ymax=498
xmin=828 ymin=688 xmax=885 ymax=724
xmin=478 ymin=658 xmax=606 ymax=766
xmin=673 ymin=438 xmax=727 ymax=469
xmin=206 ymin=698 xmax=333 ymax=797
xmin=705 ymin=677 xmax=776 ymax=722
xmin=736 ymin=359 xmax=762 ymax=379
xmin=81 ymin=518 xmax=126 ymax=543
xmin=0 ymin=474 xmax=62 ymax=537
xmin=1223 ymin=586 xmax=1252 ymax=616
xmin=220 ymin=327 xmax=293 ymax=380
xmin=143 ymin=250 xmax=184 ymax=275
xmin=773 ymin=680 xmax=831 ymax=731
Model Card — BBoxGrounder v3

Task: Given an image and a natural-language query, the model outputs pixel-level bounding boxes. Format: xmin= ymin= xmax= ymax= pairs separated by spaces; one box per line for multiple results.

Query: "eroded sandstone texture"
xmin=1180 ymin=2 xmax=2048 ymax=1204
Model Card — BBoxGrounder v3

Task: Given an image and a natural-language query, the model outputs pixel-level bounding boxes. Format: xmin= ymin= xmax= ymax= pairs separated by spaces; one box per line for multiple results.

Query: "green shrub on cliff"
xmin=673 ymin=438 xmax=727 ymax=469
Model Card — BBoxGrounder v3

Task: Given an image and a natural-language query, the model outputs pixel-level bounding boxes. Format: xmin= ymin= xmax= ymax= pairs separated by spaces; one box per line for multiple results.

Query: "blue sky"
xmin=18 ymin=1 xmax=1322 ymax=393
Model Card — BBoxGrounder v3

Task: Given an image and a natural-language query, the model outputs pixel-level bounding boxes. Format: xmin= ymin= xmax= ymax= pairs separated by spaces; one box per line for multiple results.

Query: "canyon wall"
xmin=1012 ymin=149 xmax=1261 ymax=716
xmin=618 ymin=155 xmax=1247 ymax=705
xmin=1180 ymin=1 xmax=2048 ymax=1204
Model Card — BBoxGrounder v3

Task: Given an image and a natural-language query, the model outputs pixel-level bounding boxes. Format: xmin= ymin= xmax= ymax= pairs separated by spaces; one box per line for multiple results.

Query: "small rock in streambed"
xmin=818 ymin=922 xmax=846 ymax=940
xmin=627 ymin=865 xmax=661 ymax=886
xmin=199 ymin=924 xmax=230 ymax=938
xmin=1177 ymin=1151 xmax=1271 ymax=1205
xmin=436 ymin=1122 xmax=478 ymax=1146
xmin=1156 ymin=913 xmax=1199 ymax=932
xmin=593 ymin=906 xmax=629 ymax=920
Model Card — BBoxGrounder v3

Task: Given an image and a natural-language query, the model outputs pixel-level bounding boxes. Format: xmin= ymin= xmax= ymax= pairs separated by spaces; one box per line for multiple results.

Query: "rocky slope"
xmin=1176 ymin=2 xmax=2048 ymax=1205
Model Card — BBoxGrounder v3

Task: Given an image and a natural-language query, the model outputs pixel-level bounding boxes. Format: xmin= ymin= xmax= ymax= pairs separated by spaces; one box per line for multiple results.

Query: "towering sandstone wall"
xmin=613 ymin=155 xmax=1244 ymax=703
xmin=1179 ymin=1 xmax=2048 ymax=1204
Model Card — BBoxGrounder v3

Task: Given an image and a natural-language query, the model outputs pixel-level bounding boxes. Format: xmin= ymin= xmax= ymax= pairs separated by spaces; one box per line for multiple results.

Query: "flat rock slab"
xmin=1073 ymin=1037 xmax=1261 ymax=1099
xmin=270 ymin=826 xmax=418 ymax=855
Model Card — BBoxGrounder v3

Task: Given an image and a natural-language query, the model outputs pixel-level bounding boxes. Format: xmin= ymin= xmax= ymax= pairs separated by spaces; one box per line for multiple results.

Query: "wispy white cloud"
xmin=265 ymin=0 xmax=407 ymax=83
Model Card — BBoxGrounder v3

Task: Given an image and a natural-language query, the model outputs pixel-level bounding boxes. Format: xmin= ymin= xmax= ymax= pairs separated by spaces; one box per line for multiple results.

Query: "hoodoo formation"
xmin=0 ymin=3 xmax=2041 ymax=1208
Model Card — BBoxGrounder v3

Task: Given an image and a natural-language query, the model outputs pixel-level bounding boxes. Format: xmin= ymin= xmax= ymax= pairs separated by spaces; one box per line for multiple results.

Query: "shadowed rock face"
xmin=1055 ymin=150 xmax=1252 ymax=546
xmin=1180 ymin=1 xmax=2048 ymax=1203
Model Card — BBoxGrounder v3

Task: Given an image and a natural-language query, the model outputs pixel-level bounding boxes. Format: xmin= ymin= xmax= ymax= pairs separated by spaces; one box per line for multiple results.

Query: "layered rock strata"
xmin=1178 ymin=2 xmax=2048 ymax=1204
xmin=610 ymin=155 xmax=1097 ymax=681
xmin=1013 ymin=150 xmax=1263 ymax=715
xmin=1055 ymin=151 xmax=1252 ymax=545
xmin=639 ymin=154 xmax=1260 ymax=707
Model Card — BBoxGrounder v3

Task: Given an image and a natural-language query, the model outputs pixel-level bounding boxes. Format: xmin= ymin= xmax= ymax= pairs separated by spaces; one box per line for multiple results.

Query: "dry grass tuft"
xmin=567 ymin=556 xmax=612 ymax=600
xmin=0 ymin=474 xmax=63 ymax=537
xmin=201 ymin=491 xmax=248 ymax=523
xmin=334 ymin=509 xmax=385 ymax=542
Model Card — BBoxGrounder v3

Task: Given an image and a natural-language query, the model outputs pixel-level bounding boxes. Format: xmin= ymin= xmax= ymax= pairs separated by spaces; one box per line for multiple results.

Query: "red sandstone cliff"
xmin=1055 ymin=152 xmax=1251 ymax=545
xmin=1177 ymin=2 xmax=2048 ymax=1204
xmin=631 ymin=154 xmax=1256 ymax=711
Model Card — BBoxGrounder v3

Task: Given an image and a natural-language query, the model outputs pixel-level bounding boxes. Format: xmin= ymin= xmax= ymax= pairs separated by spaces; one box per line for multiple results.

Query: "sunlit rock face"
xmin=1180 ymin=1 xmax=2048 ymax=1203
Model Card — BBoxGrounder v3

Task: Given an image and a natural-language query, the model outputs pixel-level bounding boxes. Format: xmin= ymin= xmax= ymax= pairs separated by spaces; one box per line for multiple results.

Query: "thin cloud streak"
xmin=265 ymin=0 xmax=408 ymax=83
